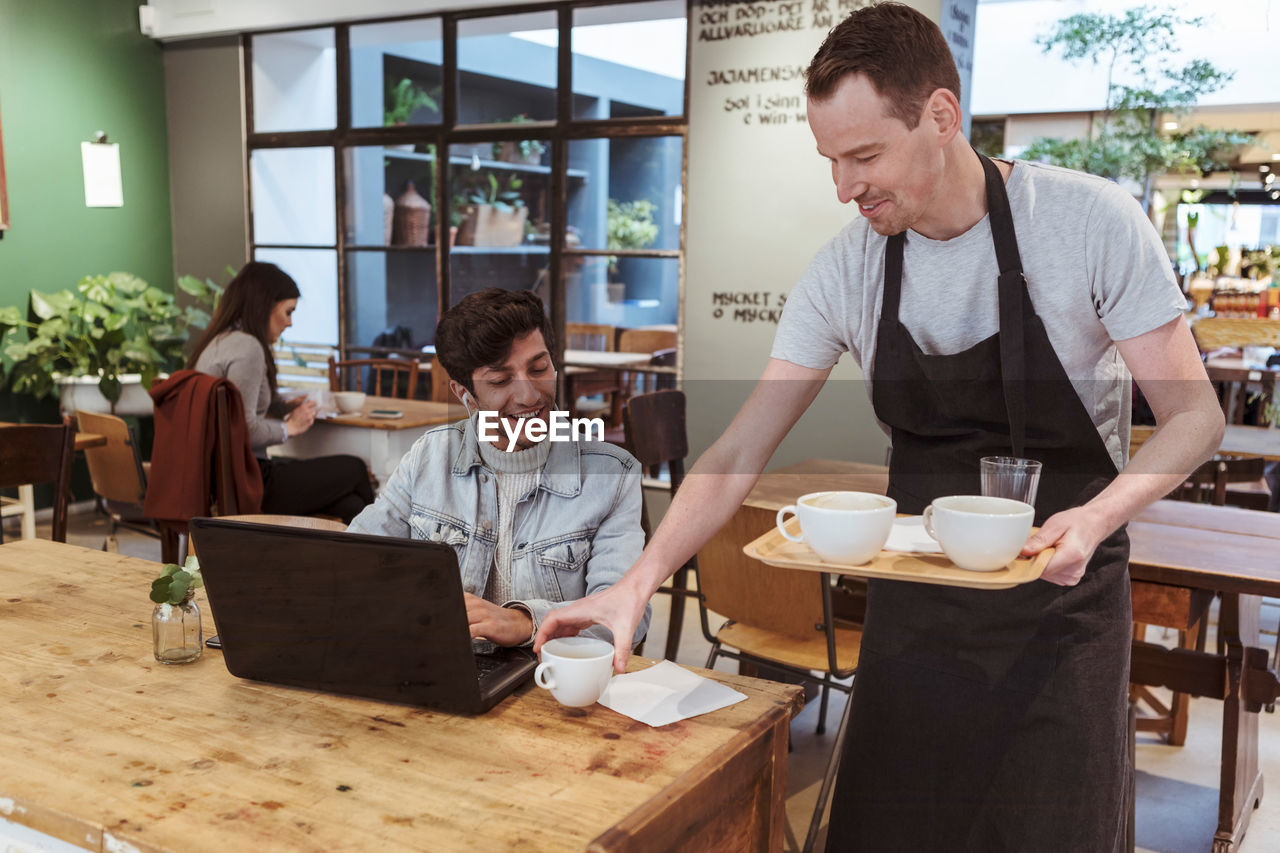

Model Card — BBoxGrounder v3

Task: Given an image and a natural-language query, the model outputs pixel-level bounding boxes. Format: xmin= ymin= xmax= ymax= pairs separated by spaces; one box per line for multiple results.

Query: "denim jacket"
xmin=348 ymin=417 xmax=650 ymax=645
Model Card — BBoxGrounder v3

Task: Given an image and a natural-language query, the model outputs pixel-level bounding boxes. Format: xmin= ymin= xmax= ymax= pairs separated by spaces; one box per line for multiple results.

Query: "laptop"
xmin=188 ymin=517 xmax=537 ymax=714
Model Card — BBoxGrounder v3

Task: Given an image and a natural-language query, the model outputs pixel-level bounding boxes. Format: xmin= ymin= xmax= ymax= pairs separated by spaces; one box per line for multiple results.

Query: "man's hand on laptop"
xmin=534 ymin=579 xmax=648 ymax=673
xmin=464 ymin=593 xmax=534 ymax=647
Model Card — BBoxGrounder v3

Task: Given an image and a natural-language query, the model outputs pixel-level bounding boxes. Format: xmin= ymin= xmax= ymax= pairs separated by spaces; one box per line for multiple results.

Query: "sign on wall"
xmin=940 ymin=0 xmax=978 ymax=138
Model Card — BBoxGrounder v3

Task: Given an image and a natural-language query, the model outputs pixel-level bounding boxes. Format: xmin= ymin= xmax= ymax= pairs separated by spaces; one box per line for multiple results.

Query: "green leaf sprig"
xmin=150 ymin=556 xmax=204 ymax=606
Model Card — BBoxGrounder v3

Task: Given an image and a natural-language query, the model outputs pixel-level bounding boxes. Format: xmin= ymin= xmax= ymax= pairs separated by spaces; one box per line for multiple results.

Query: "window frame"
xmin=241 ymin=0 xmax=690 ymax=377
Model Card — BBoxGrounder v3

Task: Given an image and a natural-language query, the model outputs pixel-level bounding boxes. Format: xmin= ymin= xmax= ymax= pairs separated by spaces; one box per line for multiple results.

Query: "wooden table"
xmin=1205 ymin=358 xmax=1279 ymax=373
xmin=0 ymin=426 xmax=105 ymax=541
xmin=269 ymin=397 xmax=457 ymax=486
xmin=0 ymin=540 xmax=802 ymax=853
xmin=1126 ymin=503 xmax=1280 ymax=852
xmin=563 ymin=350 xmax=652 ymax=369
xmin=1131 ymin=424 xmax=1280 ymax=462
xmin=716 ymin=459 xmax=1280 ymax=853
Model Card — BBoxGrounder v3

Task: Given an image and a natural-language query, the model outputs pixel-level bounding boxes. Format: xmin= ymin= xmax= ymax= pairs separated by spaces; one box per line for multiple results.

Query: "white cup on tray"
xmin=775 ymin=491 xmax=896 ymax=565
xmin=922 ymin=495 xmax=1034 ymax=572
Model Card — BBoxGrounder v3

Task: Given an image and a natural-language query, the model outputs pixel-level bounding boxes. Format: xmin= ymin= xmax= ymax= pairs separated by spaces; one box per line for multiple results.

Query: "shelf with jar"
xmin=371 ymin=146 xmax=585 ymax=251
xmin=1204 ymin=278 xmax=1279 ymax=319
xmin=382 ymin=146 xmax=588 ymax=179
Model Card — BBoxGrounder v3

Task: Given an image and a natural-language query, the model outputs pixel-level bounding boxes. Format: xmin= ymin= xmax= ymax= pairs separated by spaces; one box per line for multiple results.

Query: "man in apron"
xmin=536 ymin=4 xmax=1224 ymax=849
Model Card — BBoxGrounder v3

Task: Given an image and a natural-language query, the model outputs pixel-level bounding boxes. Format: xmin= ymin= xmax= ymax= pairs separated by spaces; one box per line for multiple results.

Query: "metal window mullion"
xmin=677 ymin=0 xmax=693 ymax=388
xmin=551 ymin=5 xmax=572 ymax=369
xmin=335 ymin=24 xmax=351 ymax=356
xmin=242 ymin=34 xmax=255 ymax=259
xmin=438 ymin=15 xmax=459 ymax=316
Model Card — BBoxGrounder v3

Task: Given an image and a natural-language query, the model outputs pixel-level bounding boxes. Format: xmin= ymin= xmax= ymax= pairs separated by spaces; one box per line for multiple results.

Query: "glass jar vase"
xmin=152 ymin=595 xmax=202 ymax=664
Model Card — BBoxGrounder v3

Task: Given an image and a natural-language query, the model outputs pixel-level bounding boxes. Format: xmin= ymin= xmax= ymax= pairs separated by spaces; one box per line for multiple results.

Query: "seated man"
xmin=349 ymin=288 xmax=650 ymax=647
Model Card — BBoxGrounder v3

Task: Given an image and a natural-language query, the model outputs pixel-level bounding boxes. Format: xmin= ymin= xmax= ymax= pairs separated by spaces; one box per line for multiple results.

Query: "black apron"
xmin=825 ymin=154 xmax=1132 ymax=852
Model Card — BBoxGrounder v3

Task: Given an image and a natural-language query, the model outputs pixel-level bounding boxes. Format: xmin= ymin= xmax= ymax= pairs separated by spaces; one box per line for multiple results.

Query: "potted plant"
xmin=492 ymin=114 xmax=546 ymax=165
xmin=0 ymin=272 xmax=221 ymax=414
xmin=383 ymin=78 xmax=438 ymax=127
xmin=455 ymin=172 xmax=528 ymax=247
xmin=605 ymin=199 xmax=659 ymax=302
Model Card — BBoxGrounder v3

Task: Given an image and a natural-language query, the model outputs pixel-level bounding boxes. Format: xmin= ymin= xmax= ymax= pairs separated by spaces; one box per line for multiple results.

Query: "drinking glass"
xmin=980 ymin=456 xmax=1042 ymax=507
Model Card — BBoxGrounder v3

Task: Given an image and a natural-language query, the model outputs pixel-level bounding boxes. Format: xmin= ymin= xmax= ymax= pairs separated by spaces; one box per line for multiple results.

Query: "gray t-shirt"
xmin=194 ymin=330 xmax=287 ymax=454
xmin=771 ymin=161 xmax=1186 ymax=468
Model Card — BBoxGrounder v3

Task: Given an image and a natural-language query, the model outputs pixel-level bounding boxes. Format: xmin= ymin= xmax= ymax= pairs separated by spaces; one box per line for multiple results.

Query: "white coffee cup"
xmin=332 ymin=390 xmax=366 ymax=413
xmin=922 ymin=495 xmax=1035 ymax=572
xmin=775 ymin=491 xmax=897 ymax=565
xmin=534 ymin=636 xmax=614 ymax=707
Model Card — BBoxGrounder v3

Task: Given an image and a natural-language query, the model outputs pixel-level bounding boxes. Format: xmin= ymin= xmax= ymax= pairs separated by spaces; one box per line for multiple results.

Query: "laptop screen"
xmin=189 ymin=518 xmax=530 ymax=712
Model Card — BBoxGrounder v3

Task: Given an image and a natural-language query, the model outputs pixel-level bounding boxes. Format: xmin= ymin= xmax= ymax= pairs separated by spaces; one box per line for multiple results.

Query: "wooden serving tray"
xmin=743 ymin=520 xmax=1054 ymax=590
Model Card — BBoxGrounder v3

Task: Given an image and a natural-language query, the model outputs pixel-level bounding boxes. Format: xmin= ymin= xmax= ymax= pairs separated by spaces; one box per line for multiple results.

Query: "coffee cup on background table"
xmin=775 ymin=491 xmax=897 ymax=565
xmin=535 ymin=636 xmax=614 ymax=707
xmin=922 ymin=495 xmax=1034 ymax=572
xmin=332 ymin=390 xmax=366 ymax=414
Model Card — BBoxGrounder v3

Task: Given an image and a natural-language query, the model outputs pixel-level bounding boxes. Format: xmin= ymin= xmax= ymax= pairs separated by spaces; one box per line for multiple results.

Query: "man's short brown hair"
xmin=805 ymin=2 xmax=961 ymax=129
xmin=435 ymin=288 xmax=556 ymax=395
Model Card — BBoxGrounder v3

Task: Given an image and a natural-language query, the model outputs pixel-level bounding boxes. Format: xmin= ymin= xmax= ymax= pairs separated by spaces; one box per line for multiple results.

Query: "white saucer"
xmin=883 ymin=516 xmax=944 ymax=554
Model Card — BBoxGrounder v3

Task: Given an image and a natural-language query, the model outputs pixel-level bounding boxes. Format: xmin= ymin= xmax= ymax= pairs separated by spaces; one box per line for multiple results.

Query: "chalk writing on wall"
xmin=710 ymin=290 xmax=789 ymax=323
xmin=696 ymin=0 xmax=872 ymax=129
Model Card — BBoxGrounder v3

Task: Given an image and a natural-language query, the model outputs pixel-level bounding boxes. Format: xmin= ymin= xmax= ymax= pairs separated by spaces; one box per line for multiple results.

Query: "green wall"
xmin=0 ymin=0 xmax=173 ymax=516
xmin=0 ymin=0 xmax=173 ymax=423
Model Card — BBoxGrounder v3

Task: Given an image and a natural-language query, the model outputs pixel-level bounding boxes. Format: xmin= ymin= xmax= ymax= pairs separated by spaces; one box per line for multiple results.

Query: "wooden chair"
xmin=76 ymin=410 xmax=163 ymax=553
xmin=565 ymin=322 xmax=616 ymax=352
xmin=696 ymin=467 xmax=861 ymax=853
xmin=1205 ymin=365 xmax=1276 ymax=426
xmin=622 ymin=390 xmax=699 ymax=663
xmin=328 ymin=356 xmax=420 ymax=399
xmin=1169 ymin=454 xmax=1270 ymax=510
xmin=612 ymin=329 xmax=678 ymax=422
xmin=0 ymin=418 xmax=75 ymax=543
xmin=617 ymin=327 xmax=676 ymax=359
xmin=273 ymin=340 xmax=336 ymax=393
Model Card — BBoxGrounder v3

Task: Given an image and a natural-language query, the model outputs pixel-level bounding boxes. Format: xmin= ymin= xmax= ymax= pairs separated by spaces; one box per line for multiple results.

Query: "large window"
xmin=246 ymin=1 xmax=687 ymax=372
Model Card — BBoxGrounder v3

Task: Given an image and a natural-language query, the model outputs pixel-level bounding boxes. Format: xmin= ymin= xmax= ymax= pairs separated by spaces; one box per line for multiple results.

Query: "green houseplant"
xmin=0 ymin=272 xmax=221 ymax=410
xmin=384 ymin=78 xmax=439 ymax=126
xmin=606 ymin=199 xmax=659 ymax=280
xmin=456 ymin=172 xmax=528 ymax=247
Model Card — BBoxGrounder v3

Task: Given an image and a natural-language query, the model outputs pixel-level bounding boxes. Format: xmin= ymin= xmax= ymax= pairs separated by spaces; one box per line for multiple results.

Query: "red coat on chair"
xmin=145 ymin=370 xmax=263 ymax=525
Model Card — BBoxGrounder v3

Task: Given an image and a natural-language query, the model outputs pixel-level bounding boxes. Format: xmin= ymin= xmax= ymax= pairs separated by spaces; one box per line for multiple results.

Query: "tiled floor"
xmin=16 ymin=506 xmax=1280 ymax=853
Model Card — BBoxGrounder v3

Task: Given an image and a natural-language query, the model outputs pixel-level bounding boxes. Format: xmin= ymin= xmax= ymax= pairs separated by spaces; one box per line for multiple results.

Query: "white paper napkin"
xmin=597 ymin=660 xmax=747 ymax=727
xmin=883 ymin=515 xmax=944 ymax=554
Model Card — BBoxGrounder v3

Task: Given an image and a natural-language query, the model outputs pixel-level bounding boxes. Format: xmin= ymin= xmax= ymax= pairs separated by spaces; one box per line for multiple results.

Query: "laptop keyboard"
xmin=474 ymin=654 xmax=506 ymax=677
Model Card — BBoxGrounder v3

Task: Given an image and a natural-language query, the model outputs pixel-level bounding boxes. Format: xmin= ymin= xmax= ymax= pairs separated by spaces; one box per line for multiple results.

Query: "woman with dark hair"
xmin=190 ymin=261 xmax=373 ymax=522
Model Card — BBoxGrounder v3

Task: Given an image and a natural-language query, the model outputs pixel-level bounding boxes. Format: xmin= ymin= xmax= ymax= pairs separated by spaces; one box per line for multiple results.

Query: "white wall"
xmin=972 ymin=0 xmax=1280 ymax=116
xmin=1003 ymin=113 xmax=1092 ymax=153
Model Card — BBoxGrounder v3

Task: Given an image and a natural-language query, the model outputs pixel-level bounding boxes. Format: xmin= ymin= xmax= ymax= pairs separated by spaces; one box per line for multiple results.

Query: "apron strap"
xmin=884 ymin=232 xmax=905 ymax=321
xmin=978 ymin=153 xmax=1028 ymax=458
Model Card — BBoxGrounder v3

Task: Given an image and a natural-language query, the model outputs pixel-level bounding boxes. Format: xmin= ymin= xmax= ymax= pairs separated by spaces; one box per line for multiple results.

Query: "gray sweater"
xmin=194 ymin=330 xmax=288 ymax=455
